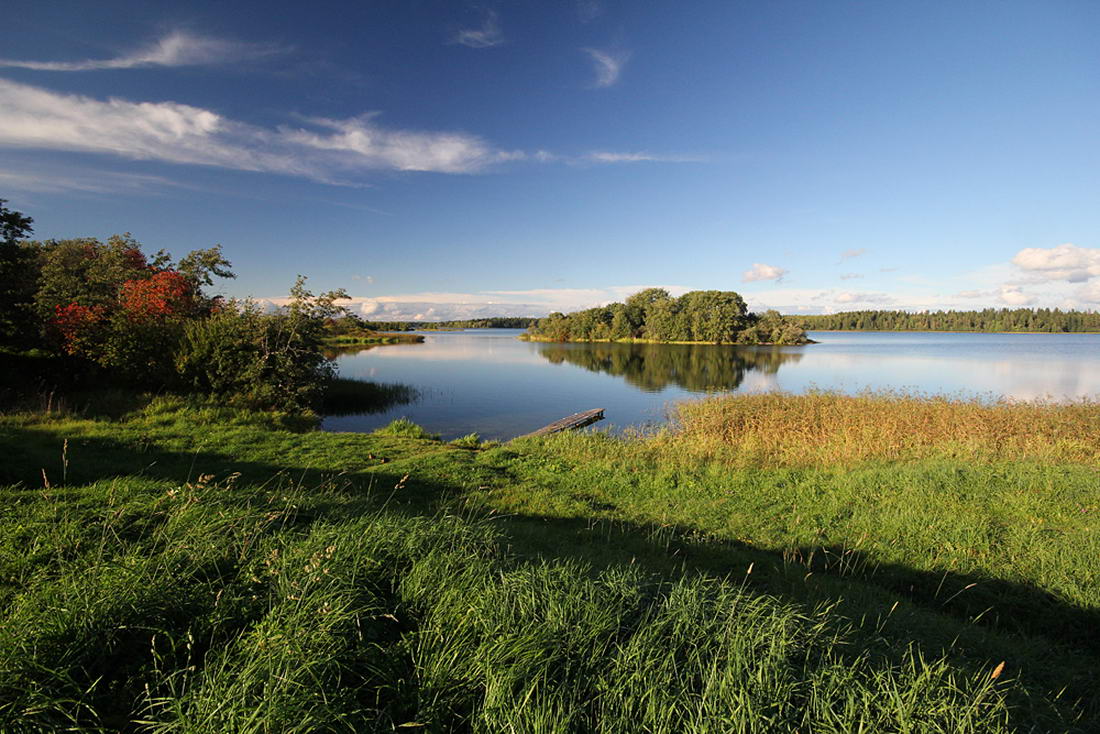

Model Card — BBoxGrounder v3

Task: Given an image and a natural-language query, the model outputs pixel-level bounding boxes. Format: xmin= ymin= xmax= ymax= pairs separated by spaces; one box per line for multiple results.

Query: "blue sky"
xmin=3 ymin=0 xmax=1100 ymax=320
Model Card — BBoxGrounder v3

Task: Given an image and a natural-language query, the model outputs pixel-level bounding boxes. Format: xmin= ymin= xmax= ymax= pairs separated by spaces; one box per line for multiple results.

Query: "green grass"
xmin=0 ymin=393 xmax=1097 ymax=731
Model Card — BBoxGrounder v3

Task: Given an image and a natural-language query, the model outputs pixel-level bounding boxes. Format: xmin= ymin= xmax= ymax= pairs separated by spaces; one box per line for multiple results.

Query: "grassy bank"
xmin=322 ymin=332 xmax=425 ymax=346
xmin=1 ymin=393 xmax=1097 ymax=731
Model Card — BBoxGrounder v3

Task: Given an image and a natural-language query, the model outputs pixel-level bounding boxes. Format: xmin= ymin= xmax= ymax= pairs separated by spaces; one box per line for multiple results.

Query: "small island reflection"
xmin=536 ymin=341 xmax=804 ymax=393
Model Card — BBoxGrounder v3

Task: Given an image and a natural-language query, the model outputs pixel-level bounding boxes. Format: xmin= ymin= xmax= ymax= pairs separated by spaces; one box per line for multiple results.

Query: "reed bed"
xmin=671 ymin=390 xmax=1100 ymax=465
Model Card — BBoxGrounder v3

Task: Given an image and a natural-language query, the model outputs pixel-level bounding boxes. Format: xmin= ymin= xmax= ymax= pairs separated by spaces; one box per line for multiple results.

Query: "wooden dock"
xmin=520 ymin=408 xmax=605 ymax=438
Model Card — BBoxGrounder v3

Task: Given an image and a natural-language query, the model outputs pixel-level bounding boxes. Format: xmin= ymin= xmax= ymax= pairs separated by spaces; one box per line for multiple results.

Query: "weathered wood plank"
xmin=520 ymin=408 xmax=605 ymax=438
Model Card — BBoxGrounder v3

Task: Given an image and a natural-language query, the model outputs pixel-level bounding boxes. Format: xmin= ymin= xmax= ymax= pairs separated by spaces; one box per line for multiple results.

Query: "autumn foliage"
xmin=52 ymin=303 xmax=106 ymax=356
xmin=119 ymin=270 xmax=194 ymax=319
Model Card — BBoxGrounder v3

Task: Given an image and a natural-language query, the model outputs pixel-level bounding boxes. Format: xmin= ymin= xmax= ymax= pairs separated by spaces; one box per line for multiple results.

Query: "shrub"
xmin=175 ymin=278 xmax=348 ymax=413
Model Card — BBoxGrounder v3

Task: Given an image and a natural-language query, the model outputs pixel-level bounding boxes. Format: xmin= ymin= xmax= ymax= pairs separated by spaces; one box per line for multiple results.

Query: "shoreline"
xmin=805 ymin=329 xmax=1100 ymax=335
xmin=518 ymin=335 xmax=814 ymax=346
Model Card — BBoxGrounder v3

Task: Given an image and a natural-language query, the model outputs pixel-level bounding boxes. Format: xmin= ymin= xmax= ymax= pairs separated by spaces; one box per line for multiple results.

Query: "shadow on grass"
xmin=1 ymin=423 xmax=1097 ymax=729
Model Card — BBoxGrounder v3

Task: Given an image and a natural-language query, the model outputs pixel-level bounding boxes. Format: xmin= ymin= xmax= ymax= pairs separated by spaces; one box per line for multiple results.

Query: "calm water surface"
xmin=322 ymin=329 xmax=1100 ymax=440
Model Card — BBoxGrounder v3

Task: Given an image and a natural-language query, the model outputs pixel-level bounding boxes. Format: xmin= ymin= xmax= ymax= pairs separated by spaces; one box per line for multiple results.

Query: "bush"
xmin=175 ymin=278 xmax=348 ymax=413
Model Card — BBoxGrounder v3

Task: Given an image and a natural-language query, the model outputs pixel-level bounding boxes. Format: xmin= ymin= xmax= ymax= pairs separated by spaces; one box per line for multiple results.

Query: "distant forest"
xmin=361 ymin=317 xmax=537 ymax=331
xmin=800 ymin=308 xmax=1100 ymax=333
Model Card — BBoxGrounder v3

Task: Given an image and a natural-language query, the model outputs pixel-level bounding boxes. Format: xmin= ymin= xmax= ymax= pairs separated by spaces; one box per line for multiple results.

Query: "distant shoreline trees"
xmin=800 ymin=309 xmax=1100 ymax=333
xmin=524 ymin=289 xmax=810 ymax=345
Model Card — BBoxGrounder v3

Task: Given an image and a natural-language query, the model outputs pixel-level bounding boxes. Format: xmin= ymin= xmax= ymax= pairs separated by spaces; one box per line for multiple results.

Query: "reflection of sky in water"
xmin=780 ymin=332 xmax=1100 ymax=401
xmin=324 ymin=329 xmax=1100 ymax=440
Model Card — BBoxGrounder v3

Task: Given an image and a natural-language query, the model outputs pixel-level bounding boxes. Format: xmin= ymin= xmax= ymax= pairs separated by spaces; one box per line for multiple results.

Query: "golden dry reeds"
xmin=671 ymin=390 xmax=1100 ymax=466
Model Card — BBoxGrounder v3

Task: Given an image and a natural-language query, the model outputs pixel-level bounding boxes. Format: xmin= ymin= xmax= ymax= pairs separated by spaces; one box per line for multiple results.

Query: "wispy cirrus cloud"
xmin=838 ymin=248 xmax=867 ymax=262
xmin=0 ymin=163 xmax=185 ymax=195
xmin=451 ymin=11 xmax=505 ymax=48
xmin=283 ymin=114 xmax=524 ymax=173
xmin=0 ymin=78 xmax=518 ymax=182
xmin=0 ymin=31 xmax=283 ymax=72
xmin=0 ymin=79 xmax=700 ymax=185
xmin=742 ymin=263 xmax=787 ymax=283
xmin=582 ymin=47 xmax=629 ymax=88
xmin=584 ymin=151 xmax=703 ymax=164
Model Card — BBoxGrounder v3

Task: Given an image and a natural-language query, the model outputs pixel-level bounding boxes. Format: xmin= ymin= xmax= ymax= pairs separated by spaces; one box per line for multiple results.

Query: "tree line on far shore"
xmin=801 ymin=308 xmax=1100 ymax=333
xmin=524 ymin=288 xmax=810 ymax=345
xmin=353 ymin=317 xmax=537 ymax=331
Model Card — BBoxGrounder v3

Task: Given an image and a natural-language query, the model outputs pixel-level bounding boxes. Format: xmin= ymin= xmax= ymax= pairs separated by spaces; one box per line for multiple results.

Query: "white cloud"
xmin=839 ymin=273 xmax=863 ymax=280
xmin=742 ymin=263 xmax=787 ymax=283
xmin=283 ymin=114 xmax=522 ymax=174
xmin=584 ymin=151 xmax=703 ymax=164
xmin=1075 ymin=281 xmax=1100 ymax=304
xmin=452 ymin=11 xmax=505 ymax=48
xmin=583 ymin=48 xmax=629 ymax=88
xmin=955 ymin=289 xmax=990 ymax=299
xmin=0 ymin=164 xmax=184 ymax=194
xmin=997 ymin=285 xmax=1036 ymax=306
xmin=0 ymin=31 xmax=282 ymax=72
xmin=0 ymin=78 xmax=517 ymax=181
xmin=839 ymin=248 xmax=867 ymax=261
xmin=1011 ymin=243 xmax=1100 ymax=283
xmin=834 ymin=291 xmax=893 ymax=304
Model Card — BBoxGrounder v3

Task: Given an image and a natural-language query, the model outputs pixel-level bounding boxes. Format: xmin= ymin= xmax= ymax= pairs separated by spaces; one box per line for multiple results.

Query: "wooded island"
xmin=523 ymin=288 xmax=810 ymax=345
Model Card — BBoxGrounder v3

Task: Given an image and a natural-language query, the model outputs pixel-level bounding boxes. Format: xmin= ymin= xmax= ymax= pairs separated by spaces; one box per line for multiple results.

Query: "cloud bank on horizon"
xmin=249 ymin=242 xmax=1100 ymax=321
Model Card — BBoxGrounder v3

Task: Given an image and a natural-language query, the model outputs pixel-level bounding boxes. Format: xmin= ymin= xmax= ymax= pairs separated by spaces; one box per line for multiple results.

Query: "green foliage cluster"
xmin=0 ymin=200 xmax=37 ymax=350
xmin=175 ymin=278 xmax=348 ymax=412
xmin=0 ymin=201 xmax=353 ymax=413
xmin=320 ymin=315 xmax=425 ymax=345
xmin=802 ymin=308 xmax=1100 ymax=332
xmin=526 ymin=288 xmax=809 ymax=344
xmin=355 ymin=316 xmax=537 ymax=331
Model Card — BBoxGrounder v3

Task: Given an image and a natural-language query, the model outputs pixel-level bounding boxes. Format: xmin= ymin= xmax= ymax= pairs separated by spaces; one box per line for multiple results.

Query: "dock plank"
xmin=519 ymin=408 xmax=605 ymax=438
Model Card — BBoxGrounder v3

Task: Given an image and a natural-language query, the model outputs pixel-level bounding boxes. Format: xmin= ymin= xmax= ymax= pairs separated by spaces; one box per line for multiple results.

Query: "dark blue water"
xmin=322 ymin=329 xmax=1100 ymax=440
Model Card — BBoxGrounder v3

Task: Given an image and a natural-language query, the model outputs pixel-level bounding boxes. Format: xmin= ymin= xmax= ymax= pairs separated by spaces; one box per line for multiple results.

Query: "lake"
xmin=322 ymin=329 xmax=1100 ymax=440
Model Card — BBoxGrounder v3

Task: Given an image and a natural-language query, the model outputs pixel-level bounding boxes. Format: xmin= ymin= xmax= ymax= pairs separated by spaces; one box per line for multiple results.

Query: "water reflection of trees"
xmin=537 ymin=342 xmax=803 ymax=392
xmin=322 ymin=344 xmax=385 ymax=361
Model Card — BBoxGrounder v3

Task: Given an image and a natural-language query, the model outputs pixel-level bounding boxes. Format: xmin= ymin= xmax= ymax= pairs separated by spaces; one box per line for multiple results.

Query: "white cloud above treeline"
xmin=1012 ymin=243 xmax=1100 ymax=283
xmin=0 ymin=31 xmax=282 ymax=71
xmin=742 ymin=263 xmax=787 ymax=283
xmin=834 ymin=291 xmax=892 ymax=304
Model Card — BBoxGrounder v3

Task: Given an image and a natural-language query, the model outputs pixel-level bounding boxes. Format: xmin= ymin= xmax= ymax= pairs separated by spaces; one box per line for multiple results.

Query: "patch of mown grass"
xmin=0 ymin=393 xmax=1097 ymax=730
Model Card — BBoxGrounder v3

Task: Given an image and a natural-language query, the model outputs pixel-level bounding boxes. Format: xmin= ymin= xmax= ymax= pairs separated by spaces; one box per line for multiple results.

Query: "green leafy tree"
xmin=0 ymin=200 xmax=37 ymax=349
xmin=176 ymin=277 xmax=349 ymax=412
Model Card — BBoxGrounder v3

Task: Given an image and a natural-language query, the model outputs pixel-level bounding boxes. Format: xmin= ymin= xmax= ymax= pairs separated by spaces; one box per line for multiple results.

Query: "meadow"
xmin=1 ymin=391 xmax=1097 ymax=732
